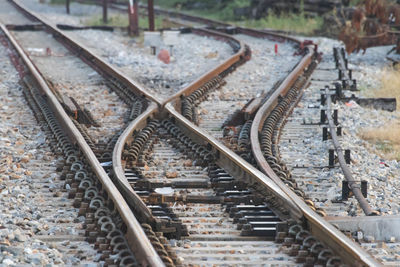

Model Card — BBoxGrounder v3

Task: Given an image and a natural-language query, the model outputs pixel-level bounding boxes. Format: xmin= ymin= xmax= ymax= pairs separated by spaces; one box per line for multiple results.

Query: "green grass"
xmin=150 ymin=0 xmax=182 ymax=9
xmin=50 ymin=0 xmax=68 ymax=4
xmin=349 ymin=0 xmax=363 ymax=6
xmin=238 ymin=13 xmax=323 ymax=35
xmin=148 ymin=0 xmax=323 ymax=35
xmin=84 ymin=13 xmax=129 ymax=27
xmin=58 ymin=0 xmax=323 ymax=35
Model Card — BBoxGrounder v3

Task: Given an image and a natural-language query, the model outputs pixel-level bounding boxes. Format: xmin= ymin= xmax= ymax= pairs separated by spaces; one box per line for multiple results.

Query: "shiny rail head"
xmin=165 ymin=102 xmax=303 ymax=221
xmin=2 ymin=13 xmax=164 ymax=266
xmin=249 ymin=44 xmax=382 ymax=266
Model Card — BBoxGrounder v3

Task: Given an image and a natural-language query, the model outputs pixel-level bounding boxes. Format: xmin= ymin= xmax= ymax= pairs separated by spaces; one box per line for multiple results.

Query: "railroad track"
xmin=1 ymin=0 xmax=388 ymax=266
xmin=0 ymin=29 xmax=100 ymax=266
xmin=1 ymin=1 xmax=162 ymax=265
xmin=0 ymin=26 xmax=143 ymax=265
xmin=274 ymin=44 xmax=400 ymax=265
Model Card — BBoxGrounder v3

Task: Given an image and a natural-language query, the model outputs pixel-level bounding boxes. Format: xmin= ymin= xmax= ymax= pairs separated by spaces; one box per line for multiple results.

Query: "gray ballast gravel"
xmin=12 ymin=30 xmax=130 ymax=144
xmin=279 ymin=38 xmax=400 ymax=264
xmin=17 ymin=0 xmax=109 ymax=26
xmin=0 ymin=39 xmax=97 ymax=266
xmin=68 ymin=30 xmax=234 ymax=99
xmin=280 ymin=39 xmax=400 ymax=217
xmin=197 ymin=34 xmax=300 ymax=139
xmin=0 ymin=1 xmax=33 ymax=25
xmin=18 ymin=0 xmax=235 ymax=100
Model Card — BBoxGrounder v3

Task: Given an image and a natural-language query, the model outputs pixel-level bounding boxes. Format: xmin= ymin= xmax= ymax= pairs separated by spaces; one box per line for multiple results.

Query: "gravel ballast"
xmin=279 ymin=38 xmax=400 ymax=264
xmin=0 ymin=37 xmax=98 ymax=266
xmin=197 ymin=34 xmax=300 ymax=140
xmin=16 ymin=0 xmax=235 ymax=100
xmin=68 ymin=30 xmax=234 ymax=99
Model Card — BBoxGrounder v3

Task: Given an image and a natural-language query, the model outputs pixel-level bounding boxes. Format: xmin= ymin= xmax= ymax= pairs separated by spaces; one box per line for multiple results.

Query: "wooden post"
xmin=148 ymin=0 xmax=155 ymax=31
xmin=66 ymin=0 xmax=70 ymax=14
xmin=103 ymin=0 xmax=108 ymax=24
xmin=128 ymin=0 xmax=139 ymax=36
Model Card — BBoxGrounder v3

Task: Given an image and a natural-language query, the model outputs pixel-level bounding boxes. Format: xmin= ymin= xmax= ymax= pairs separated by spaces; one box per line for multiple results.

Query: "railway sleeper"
xmin=20 ymin=79 xmax=138 ymax=266
xmin=145 ymin=193 xmax=256 ymax=206
xmin=257 ymin=53 xmax=348 ymax=265
xmin=125 ymin=118 xmax=300 ymax=263
xmin=260 ymin=56 xmax=322 ymax=216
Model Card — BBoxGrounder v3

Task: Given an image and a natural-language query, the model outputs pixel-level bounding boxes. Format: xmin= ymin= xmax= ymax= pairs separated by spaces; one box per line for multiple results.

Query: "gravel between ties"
xmin=17 ymin=0 xmax=235 ymax=100
xmin=196 ymin=34 xmax=300 ymax=140
xmin=0 ymin=39 xmax=98 ymax=266
xmin=285 ymin=39 xmax=400 ymax=216
xmin=279 ymin=37 xmax=400 ymax=263
xmin=68 ymin=30 xmax=234 ymax=99
xmin=12 ymin=30 xmax=130 ymax=145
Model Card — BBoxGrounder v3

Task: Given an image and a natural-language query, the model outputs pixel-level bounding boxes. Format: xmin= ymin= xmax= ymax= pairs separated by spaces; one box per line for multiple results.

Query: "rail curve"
xmin=7 ymin=1 xmax=385 ymax=266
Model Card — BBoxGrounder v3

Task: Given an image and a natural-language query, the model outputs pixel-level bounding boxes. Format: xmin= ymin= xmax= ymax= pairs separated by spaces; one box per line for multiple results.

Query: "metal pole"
xmin=128 ymin=0 xmax=139 ymax=36
xmin=66 ymin=0 xmax=70 ymax=14
xmin=103 ymin=0 xmax=108 ymax=24
xmin=148 ymin=0 xmax=155 ymax=31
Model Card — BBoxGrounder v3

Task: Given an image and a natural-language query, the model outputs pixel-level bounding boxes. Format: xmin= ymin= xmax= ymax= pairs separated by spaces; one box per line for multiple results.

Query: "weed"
xmin=50 ymin=0 xmax=68 ymax=4
xmin=374 ymin=66 xmax=400 ymax=104
xmin=150 ymin=0 xmax=322 ymax=34
xmin=238 ymin=12 xmax=323 ymax=35
xmin=359 ymin=123 xmax=400 ymax=161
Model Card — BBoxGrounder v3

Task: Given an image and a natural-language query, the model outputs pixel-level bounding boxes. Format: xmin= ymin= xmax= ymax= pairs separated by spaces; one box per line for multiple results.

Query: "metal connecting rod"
xmin=324 ymin=86 xmax=379 ymax=216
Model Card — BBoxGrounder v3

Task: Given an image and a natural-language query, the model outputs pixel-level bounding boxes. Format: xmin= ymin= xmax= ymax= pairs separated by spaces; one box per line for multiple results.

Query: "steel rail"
xmin=12 ymin=0 xmax=249 ymax=109
xmin=112 ymin=103 xmax=159 ymax=224
xmin=250 ymin=47 xmax=382 ymax=266
xmin=324 ymin=87 xmax=378 ymax=216
xmin=9 ymin=1 xmax=382 ymax=265
xmin=136 ymin=4 xmax=302 ymax=44
xmin=104 ymin=3 xmax=380 ymax=264
xmin=335 ymin=47 xmax=351 ymax=81
xmin=0 ymin=24 xmax=165 ymax=267
xmin=80 ymin=1 xmax=299 ymax=40
xmin=162 ymin=28 xmax=246 ymax=107
xmin=74 ymin=0 xmax=231 ymax=27
xmin=11 ymin=0 xmax=164 ymax=105
xmin=165 ymin=103 xmax=303 ymax=220
xmin=111 ymin=101 xmax=303 ymax=238
xmin=333 ymin=48 xmax=379 ymax=216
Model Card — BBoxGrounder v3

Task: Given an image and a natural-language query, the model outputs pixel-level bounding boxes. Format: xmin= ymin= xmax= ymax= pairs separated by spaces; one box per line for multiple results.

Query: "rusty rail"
xmin=11 ymin=0 xmax=163 ymax=105
xmin=0 ymin=23 xmax=164 ymax=266
xmin=10 ymin=0 xmax=384 ymax=265
xmin=112 ymin=103 xmax=159 ymax=224
xmin=165 ymin=103 xmax=303 ymax=220
xmin=161 ymin=28 xmax=246 ymax=107
xmin=250 ymin=46 xmax=382 ymax=265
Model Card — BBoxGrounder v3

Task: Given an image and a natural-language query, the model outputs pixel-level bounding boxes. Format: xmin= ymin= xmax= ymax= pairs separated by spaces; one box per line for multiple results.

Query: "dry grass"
xmin=373 ymin=66 xmax=400 ymax=104
xmin=358 ymin=66 xmax=400 ymax=161
xmin=359 ymin=124 xmax=400 ymax=160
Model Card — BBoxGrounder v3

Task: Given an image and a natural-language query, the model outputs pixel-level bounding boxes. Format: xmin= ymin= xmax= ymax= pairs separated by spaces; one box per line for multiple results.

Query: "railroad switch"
xmin=342 ymin=180 xmax=368 ymax=200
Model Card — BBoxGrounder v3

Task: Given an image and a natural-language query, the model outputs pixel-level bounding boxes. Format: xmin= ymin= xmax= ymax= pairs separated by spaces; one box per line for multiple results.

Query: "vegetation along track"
xmin=4 ymin=0 xmax=386 ymax=266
